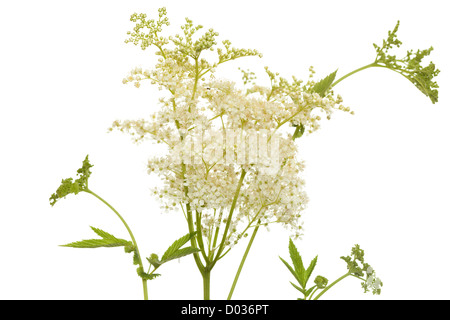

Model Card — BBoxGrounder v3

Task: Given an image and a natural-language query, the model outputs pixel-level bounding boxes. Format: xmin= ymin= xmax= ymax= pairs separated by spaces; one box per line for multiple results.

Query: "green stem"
xmin=84 ymin=189 xmax=148 ymax=300
xmin=209 ymin=208 xmax=223 ymax=260
xmin=308 ymin=286 xmax=319 ymax=300
xmin=189 ymin=57 xmax=199 ymax=112
xmin=186 ymin=200 xmax=205 ymax=275
xmin=142 ymin=279 xmax=148 ymax=300
xmin=312 ymin=273 xmax=351 ymax=300
xmin=227 ymin=221 xmax=260 ymax=300
xmin=331 ymin=62 xmax=379 ymax=88
xmin=212 ymin=169 xmax=247 ymax=267
xmin=196 ymin=210 xmax=210 ymax=264
xmin=203 ymin=268 xmax=211 ymax=300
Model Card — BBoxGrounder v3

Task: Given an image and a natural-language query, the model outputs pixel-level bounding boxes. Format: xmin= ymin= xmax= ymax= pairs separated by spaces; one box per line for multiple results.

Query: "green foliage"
xmin=60 ymin=226 xmax=132 ymax=249
xmin=147 ymin=232 xmax=200 ymax=268
xmin=163 ymin=246 xmax=201 ymax=262
xmin=51 ymin=153 xmax=201 ymax=288
xmin=161 ymin=232 xmax=199 ymax=262
xmin=138 ymin=232 xmax=200 ymax=282
xmin=312 ymin=69 xmax=338 ymax=97
xmin=305 ymin=255 xmax=318 ymax=283
xmin=76 ymin=156 xmax=94 ymax=188
xmin=49 ymin=178 xmax=79 ymax=207
xmin=373 ymin=21 xmax=440 ymax=103
xmin=60 ymin=226 xmax=151 ymax=282
xmin=59 ymin=227 xmax=199 ymax=283
xmin=340 ymin=244 xmax=367 ymax=277
xmin=281 ymin=240 xmax=382 ymax=299
xmin=124 ymin=244 xmax=135 ymax=253
xmin=288 ymin=238 xmax=306 ymax=287
xmin=132 ymin=250 xmax=140 ymax=266
xmin=279 ymin=256 xmax=301 ymax=287
xmin=292 ymin=123 xmax=305 ymax=140
xmin=147 ymin=253 xmax=162 ymax=268
xmin=314 ymin=275 xmax=328 ymax=289
xmin=340 ymin=244 xmax=383 ymax=295
xmin=49 ymin=155 xmax=93 ymax=206
xmin=280 ymin=239 xmax=321 ymax=299
xmin=136 ymin=267 xmax=161 ymax=280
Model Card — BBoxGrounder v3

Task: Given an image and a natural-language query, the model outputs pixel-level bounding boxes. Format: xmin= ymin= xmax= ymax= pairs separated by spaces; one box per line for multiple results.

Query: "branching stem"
xmin=84 ymin=188 xmax=148 ymax=300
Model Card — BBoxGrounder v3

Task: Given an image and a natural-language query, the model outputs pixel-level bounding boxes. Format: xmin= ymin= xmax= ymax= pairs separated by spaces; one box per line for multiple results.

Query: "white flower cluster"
xmin=113 ymin=11 xmax=352 ymax=250
xmin=363 ymin=266 xmax=383 ymax=294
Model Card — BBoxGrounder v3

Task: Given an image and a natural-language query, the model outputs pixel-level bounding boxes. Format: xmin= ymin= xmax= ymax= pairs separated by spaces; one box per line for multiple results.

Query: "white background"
xmin=1 ymin=0 xmax=449 ymax=300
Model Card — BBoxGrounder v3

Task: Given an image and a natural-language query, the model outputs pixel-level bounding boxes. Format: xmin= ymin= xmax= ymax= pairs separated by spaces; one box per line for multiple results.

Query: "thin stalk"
xmin=195 ymin=210 xmax=210 ymax=264
xmin=212 ymin=169 xmax=247 ymax=267
xmin=84 ymin=188 xmax=148 ymax=300
xmin=209 ymin=208 xmax=223 ymax=260
xmin=227 ymin=221 xmax=260 ymax=300
xmin=331 ymin=62 xmax=379 ymax=88
xmin=189 ymin=58 xmax=199 ymax=112
xmin=192 ymin=58 xmax=199 ymax=100
xmin=308 ymin=286 xmax=319 ymax=300
xmin=312 ymin=273 xmax=351 ymax=300
xmin=185 ymin=199 xmax=205 ymax=275
xmin=331 ymin=59 xmax=419 ymax=92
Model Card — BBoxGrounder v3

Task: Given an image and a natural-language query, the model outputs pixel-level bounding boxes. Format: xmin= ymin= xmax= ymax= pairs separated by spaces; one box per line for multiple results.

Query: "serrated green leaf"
xmin=141 ymin=273 xmax=161 ymax=280
xmin=305 ymin=255 xmax=318 ymax=284
xmin=161 ymin=232 xmax=197 ymax=262
xmin=280 ymin=256 xmax=302 ymax=285
xmin=290 ymin=281 xmax=305 ymax=294
xmin=305 ymin=286 xmax=316 ymax=298
xmin=288 ymin=238 xmax=306 ymax=288
xmin=312 ymin=69 xmax=338 ymax=97
xmin=90 ymin=226 xmax=117 ymax=240
xmin=60 ymin=226 xmax=132 ymax=249
xmin=60 ymin=238 xmax=130 ymax=248
xmin=136 ymin=267 xmax=161 ymax=280
xmin=162 ymin=246 xmax=200 ymax=263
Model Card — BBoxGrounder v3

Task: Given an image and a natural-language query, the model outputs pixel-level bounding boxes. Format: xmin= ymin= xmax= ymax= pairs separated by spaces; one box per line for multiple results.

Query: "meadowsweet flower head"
xmin=112 ymin=8 xmax=352 ymax=247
